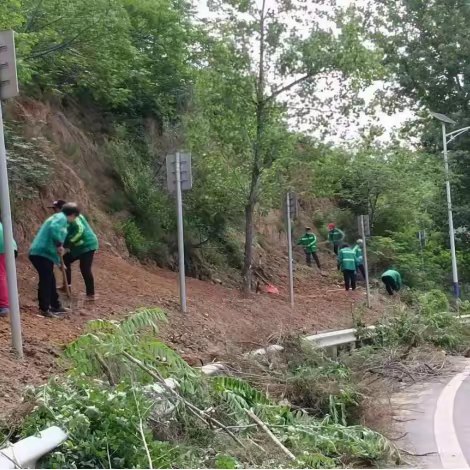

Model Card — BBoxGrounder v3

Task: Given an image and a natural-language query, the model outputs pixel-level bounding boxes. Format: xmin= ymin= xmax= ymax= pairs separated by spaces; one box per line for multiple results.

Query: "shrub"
xmin=22 ymin=379 xmax=190 ymax=469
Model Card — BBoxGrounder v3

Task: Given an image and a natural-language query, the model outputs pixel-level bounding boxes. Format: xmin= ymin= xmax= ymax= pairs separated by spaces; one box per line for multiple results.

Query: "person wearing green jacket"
xmin=297 ymin=227 xmax=321 ymax=269
xmin=353 ymin=239 xmax=365 ymax=279
xmin=338 ymin=243 xmax=359 ymax=291
xmin=63 ymin=213 xmax=99 ymax=300
xmin=381 ymin=269 xmax=402 ymax=295
xmin=328 ymin=223 xmax=345 ymax=255
xmin=0 ymin=222 xmax=18 ymax=318
xmin=29 ymin=204 xmax=80 ymax=318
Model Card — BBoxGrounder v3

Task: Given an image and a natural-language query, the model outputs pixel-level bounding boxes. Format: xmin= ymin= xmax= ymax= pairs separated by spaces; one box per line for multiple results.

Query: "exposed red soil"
xmin=0 ymin=246 xmax=382 ymax=418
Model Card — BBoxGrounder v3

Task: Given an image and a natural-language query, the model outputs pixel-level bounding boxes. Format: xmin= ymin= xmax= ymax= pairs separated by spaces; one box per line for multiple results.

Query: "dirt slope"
xmin=0 ymin=244 xmax=383 ymax=418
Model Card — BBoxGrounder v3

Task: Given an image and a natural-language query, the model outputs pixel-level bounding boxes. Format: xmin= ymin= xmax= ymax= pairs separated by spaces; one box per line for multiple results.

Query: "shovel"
xmin=60 ymin=254 xmax=71 ymax=298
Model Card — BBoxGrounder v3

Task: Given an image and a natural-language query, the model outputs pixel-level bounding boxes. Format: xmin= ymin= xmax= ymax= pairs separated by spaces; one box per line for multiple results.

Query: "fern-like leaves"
xmin=213 ymin=376 xmax=271 ymax=422
xmin=120 ymin=307 xmax=167 ymax=336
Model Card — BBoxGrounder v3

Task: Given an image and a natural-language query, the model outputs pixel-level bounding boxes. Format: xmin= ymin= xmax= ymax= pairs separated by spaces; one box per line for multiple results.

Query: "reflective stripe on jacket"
xmin=297 ymin=232 xmax=317 ymax=253
xmin=338 ymin=247 xmax=358 ymax=271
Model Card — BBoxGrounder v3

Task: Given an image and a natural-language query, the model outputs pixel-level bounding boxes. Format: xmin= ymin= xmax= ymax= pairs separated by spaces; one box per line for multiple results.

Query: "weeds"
xmin=7 ymin=292 xmax=465 ymax=469
xmin=3 ymin=308 xmax=400 ymax=469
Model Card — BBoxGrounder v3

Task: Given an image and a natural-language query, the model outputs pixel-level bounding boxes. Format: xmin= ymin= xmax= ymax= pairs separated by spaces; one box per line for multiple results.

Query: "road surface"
xmin=393 ymin=358 xmax=470 ymax=468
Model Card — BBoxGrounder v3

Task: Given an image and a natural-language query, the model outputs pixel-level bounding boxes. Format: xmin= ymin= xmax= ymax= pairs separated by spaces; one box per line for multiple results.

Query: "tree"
xmin=0 ymin=0 xmax=195 ymax=122
xmin=200 ymin=0 xmax=382 ymax=294
xmin=369 ymin=0 xmax=470 ymax=243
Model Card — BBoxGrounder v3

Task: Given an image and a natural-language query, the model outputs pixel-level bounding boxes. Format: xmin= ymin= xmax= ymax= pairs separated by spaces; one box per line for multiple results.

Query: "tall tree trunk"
xmin=241 ymin=0 xmax=266 ymax=296
xmin=242 ymin=103 xmax=264 ymax=295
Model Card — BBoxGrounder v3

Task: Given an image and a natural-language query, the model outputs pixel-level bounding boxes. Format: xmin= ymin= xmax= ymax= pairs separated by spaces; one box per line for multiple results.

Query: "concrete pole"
xmin=175 ymin=152 xmax=187 ymax=312
xmin=361 ymin=215 xmax=371 ymax=309
xmin=442 ymin=122 xmax=459 ymax=297
xmin=0 ymin=102 xmax=22 ymax=357
xmin=286 ymin=193 xmax=294 ymax=308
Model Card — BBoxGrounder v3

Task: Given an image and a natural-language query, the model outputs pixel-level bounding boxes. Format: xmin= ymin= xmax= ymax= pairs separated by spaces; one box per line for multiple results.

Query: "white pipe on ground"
xmin=0 ymin=426 xmax=68 ymax=469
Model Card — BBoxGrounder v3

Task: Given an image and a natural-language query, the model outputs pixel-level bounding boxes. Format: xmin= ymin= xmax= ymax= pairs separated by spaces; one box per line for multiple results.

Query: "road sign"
xmin=418 ymin=230 xmax=426 ymax=247
xmin=0 ymin=31 xmax=19 ymax=100
xmin=283 ymin=192 xmax=297 ymax=219
xmin=166 ymin=152 xmax=192 ymax=193
xmin=358 ymin=215 xmax=370 ymax=237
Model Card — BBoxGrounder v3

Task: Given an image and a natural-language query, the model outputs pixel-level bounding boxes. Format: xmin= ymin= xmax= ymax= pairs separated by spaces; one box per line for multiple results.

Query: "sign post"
xmin=166 ymin=151 xmax=192 ymax=313
xmin=286 ymin=192 xmax=296 ymax=309
xmin=0 ymin=30 xmax=22 ymax=357
xmin=359 ymin=215 xmax=371 ymax=308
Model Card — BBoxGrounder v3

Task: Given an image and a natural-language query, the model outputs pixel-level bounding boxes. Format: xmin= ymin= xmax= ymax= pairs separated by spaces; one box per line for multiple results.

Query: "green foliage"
xmin=4 ymin=122 xmax=54 ymax=201
xmin=374 ymin=297 xmax=468 ymax=352
xmin=64 ymin=307 xmax=192 ymax=379
xmin=6 ymin=304 xmax=406 ymax=469
xmin=212 ymin=376 xmax=272 ymax=422
xmin=214 ymin=455 xmax=240 ymax=469
xmin=0 ymin=0 xmax=195 ymax=122
xmin=21 ymin=378 xmax=192 ymax=469
xmin=286 ymin=360 xmax=361 ymax=426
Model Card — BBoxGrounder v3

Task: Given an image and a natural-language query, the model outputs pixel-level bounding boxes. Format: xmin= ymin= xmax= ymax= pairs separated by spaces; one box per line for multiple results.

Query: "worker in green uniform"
xmin=381 ymin=269 xmax=402 ymax=295
xmin=338 ymin=243 xmax=359 ymax=291
xmin=63 ymin=211 xmax=99 ymax=301
xmin=353 ymin=239 xmax=365 ymax=279
xmin=328 ymin=223 xmax=345 ymax=255
xmin=297 ymin=227 xmax=321 ymax=269
xmin=29 ymin=203 xmax=80 ymax=318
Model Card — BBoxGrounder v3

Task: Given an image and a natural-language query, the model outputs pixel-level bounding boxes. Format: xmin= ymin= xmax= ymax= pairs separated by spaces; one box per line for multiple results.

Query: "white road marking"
xmin=434 ymin=365 xmax=470 ymax=469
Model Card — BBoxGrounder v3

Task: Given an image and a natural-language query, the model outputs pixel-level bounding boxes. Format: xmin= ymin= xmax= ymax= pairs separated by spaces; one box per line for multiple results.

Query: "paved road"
xmin=393 ymin=358 xmax=470 ymax=468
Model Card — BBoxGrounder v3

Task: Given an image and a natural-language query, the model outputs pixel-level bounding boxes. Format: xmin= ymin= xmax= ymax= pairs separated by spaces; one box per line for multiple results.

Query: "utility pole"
xmin=0 ymin=30 xmax=22 ymax=358
xmin=442 ymin=122 xmax=459 ymax=298
xmin=286 ymin=193 xmax=294 ymax=308
xmin=166 ymin=151 xmax=192 ymax=313
xmin=360 ymin=215 xmax=371 ymax=309
xmin=175 ymin=152 xmax=187 ymax=312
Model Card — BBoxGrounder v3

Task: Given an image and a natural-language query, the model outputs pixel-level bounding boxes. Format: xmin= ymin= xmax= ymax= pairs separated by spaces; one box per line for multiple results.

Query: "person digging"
xmin=328 ymin=223 xmax=345 ymax=256
xmin=63 ymin=207 xmax=99 ymax=302
xmin=297 ymin=227 xmax=327 ymax=277
xmin=29 ymin=203 xmax=80 ymax=318
xmin=381 ymin=269 xmax=402 ymax=296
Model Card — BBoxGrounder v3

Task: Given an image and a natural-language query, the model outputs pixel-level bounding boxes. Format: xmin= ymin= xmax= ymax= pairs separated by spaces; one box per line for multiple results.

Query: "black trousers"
xmin=29 ymin=255 xmax=61 ymax=312
xmin=383 ymin=276 xmax=396 ymax=296
xmin=63 ymin=250 xmax=95 ymax=296
xmin=333 ymin=243 xmax=340 ymax=255
xmin=357 ymin=264 xmax=366 ymax=279
xmin=343 ymin=269 xmax=356 ymax=291
xmin=306 ymin=252 xmax=321 ymax=269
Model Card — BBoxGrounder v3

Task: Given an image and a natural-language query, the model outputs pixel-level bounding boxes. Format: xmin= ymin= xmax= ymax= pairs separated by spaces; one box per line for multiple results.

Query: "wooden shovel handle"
xmin=60 ymin=254 xmax=71 ymax=298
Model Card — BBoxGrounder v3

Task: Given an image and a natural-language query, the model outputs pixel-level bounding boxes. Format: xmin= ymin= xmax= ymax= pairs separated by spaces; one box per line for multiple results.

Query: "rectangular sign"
xmin=0 ymin=31 xmax=19 ymax=100
xmin=166 ymin=152 xmax=192 ymax=192
xmin=283 ymin=192 xmax=297 ymax=219
xmin=358 ymin=215 xmax=370 ymax=237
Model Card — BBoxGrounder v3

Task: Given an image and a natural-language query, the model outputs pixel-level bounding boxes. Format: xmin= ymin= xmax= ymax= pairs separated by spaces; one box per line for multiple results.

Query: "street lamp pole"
xmin=441 ymin=122 xmax=459 ymax=297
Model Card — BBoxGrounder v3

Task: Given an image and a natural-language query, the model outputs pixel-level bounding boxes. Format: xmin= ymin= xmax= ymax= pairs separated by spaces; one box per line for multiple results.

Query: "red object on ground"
xmin=0 ymin=254 xmax=8 ymax=307
xmin=266 ymin=284 xmax=280 ymax=295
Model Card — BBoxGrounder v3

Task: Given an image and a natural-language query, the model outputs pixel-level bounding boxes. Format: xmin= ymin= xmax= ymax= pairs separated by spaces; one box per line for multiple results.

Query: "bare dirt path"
xmin=0 ymin=248 xmax=381 ymax=417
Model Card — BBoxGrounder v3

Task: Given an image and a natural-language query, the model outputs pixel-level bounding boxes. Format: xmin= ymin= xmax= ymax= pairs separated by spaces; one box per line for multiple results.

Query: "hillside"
xmin=0 ymin=241 xmax=384 ymax=418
